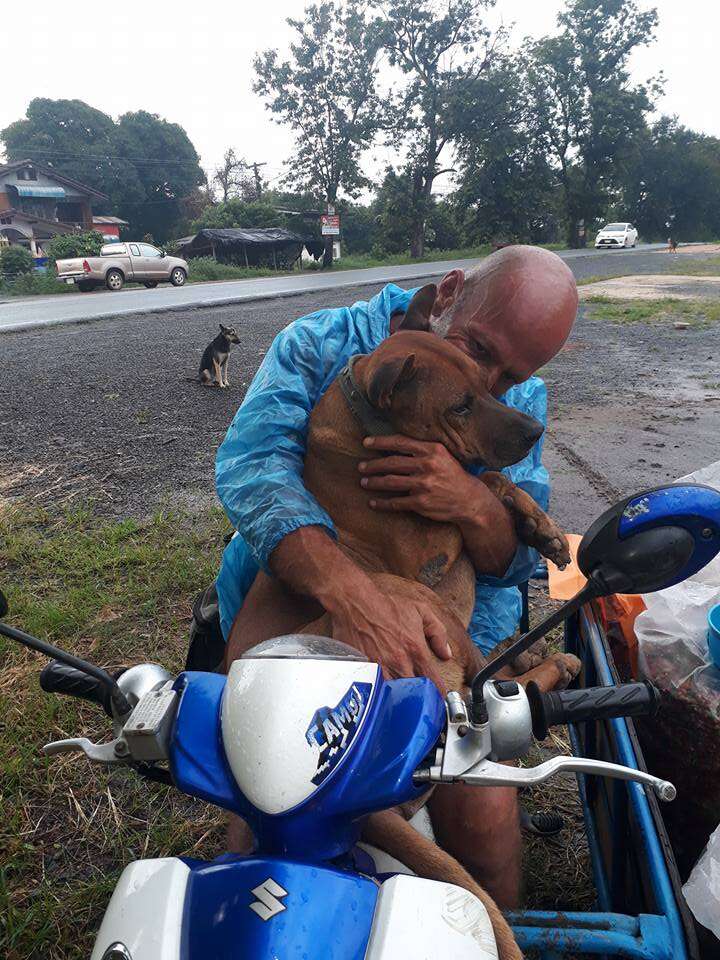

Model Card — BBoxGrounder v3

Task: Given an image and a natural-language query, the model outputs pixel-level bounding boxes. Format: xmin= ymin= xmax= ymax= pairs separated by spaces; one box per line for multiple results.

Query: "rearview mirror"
xmin=470 ymin=483 xmax=720 ymax=714
xmin=160 ymin=249 xmax=166 ymax=258
xmin=578 ymin=484 xmax=720 ymax=594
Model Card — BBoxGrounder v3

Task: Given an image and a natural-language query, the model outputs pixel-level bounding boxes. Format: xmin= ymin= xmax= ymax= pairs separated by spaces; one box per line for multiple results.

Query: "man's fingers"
xmin=368 ymin=496 xmax=419 ymax=512
xmin=419 ymin=605 xmax=452 ymax=661
xmin=361 ymin=475 xmax=418 ymax=492
xmin=358 ymin=455 xmax=421 ymax=476
xmin=363 ymin=434 xmax=432 ymax=456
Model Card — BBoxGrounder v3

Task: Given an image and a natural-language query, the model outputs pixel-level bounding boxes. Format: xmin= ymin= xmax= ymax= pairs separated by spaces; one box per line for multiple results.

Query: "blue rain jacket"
xmin=216 ymin=283 xmax=549 ymax=654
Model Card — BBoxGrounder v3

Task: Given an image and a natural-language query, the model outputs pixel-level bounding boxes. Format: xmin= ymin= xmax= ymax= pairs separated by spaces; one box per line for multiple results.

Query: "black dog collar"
xmin=337 ymin=355 xmax=395 ymax=438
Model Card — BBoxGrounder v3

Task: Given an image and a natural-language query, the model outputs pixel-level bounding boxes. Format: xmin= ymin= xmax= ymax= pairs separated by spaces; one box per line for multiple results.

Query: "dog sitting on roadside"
xmin=197 ymin=324 xmax=241 ymax=388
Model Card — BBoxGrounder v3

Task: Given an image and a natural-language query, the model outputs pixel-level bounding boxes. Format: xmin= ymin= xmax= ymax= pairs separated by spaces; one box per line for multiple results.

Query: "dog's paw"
xmin=549 ymin=652 xmax=582 ymax=690
xmin=519 ymin=514 xmax=571 ymax=569
xmin=509 ymin=638 xmax=549 ymax=674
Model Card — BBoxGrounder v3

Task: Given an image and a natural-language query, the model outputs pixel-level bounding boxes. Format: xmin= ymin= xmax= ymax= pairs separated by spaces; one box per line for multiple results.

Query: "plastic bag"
xmin=635 ymin=460 xmax=720 ymax=688
xmin=683 ymin=822 xmax=720 ymax=940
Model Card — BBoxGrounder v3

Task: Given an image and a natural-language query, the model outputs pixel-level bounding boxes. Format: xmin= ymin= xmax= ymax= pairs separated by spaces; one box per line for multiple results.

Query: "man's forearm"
xmin=269 ymin=525 xmax=368 ymax=611
xmin=456 ymin=478 xmax=517 ymax=578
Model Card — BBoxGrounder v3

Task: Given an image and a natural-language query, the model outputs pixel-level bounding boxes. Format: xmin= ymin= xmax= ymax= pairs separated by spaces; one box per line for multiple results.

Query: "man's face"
xmin=444 ymin=314 xmax=542 ymax=398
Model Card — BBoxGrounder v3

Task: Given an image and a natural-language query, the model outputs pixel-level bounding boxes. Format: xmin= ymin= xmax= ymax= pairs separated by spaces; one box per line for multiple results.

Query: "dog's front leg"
xmin=480 ymin=472 xmax=571 ymax=569
xmin=222 ymin=357 xmax=230 ymax=387
xmin=212 ymin=358 xmax=225 ymax=388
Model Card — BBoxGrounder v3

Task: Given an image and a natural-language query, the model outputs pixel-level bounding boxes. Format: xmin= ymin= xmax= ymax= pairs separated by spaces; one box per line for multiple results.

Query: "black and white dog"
xmin=197 ymin=324 xmax=241 ymax=388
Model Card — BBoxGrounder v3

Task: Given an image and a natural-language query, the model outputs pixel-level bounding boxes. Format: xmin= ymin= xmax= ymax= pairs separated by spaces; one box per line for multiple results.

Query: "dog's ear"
xmin=367 ymin=353 xmax=417 ymax=409
xmin=219 ymin=323 xmax=227 ymax=332
xmin=396 ymin=284 xmax=436 ymax=332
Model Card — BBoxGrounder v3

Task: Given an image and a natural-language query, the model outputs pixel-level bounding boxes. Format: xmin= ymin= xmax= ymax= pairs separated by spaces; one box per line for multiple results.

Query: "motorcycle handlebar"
xmin=525 ymin=681 xmax=659 ymax=741
xmin=40 ymin=660 xmax=115 ymax=717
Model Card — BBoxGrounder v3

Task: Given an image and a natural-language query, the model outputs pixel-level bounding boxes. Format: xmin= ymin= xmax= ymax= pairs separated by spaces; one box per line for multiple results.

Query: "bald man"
xmin=214 ymin=245 xmax=578 ymax=906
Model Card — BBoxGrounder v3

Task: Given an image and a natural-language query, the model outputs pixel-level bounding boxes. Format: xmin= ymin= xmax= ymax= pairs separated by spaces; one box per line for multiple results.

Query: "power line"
xmin=2 ymin=149 xmax=202 ymax=166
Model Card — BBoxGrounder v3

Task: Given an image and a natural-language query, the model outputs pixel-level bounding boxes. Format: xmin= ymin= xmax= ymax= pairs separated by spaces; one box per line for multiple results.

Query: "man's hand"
xmin=359 ymin=435 xmax=517 ymax=576
xmin=325 ymin=582 xmax=451 ymax=689
xmin=359 ymin=435 xmax=481 ymax=522
xmin=269 ymin=526 xmax=451 ymax=687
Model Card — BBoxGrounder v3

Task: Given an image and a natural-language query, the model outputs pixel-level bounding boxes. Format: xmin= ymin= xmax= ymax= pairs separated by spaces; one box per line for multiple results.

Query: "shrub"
xmin=0 ymin=245 xmax=34 ymax=278
xmin=46 ymin=231 xmax=104 ymax=264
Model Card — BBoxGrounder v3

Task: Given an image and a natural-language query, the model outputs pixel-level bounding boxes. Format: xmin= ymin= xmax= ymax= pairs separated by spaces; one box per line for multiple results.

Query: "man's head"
xmin=399 ymin=245 xmax=577 ymax=397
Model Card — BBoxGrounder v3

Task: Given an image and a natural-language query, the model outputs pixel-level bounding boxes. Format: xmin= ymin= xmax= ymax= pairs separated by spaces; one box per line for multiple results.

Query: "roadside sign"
xmin=321 ymin=214 xmax=340 ymax=236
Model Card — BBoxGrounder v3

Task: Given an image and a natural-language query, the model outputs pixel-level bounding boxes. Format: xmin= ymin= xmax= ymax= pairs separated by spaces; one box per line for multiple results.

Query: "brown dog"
xmin=228 ymin=288 xmax=579 ymax=958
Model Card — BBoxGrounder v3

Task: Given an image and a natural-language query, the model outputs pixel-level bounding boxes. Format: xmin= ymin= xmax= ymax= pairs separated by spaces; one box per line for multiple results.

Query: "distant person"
xmin=667 ymin=236 xmax=678 ymax=253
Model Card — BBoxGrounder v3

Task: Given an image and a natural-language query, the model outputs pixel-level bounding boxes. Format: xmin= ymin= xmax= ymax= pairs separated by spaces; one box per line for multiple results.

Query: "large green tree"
xmin=449 ymin=57 xmax=562 ymax=245
xmin=373 ymin=0 xmax=499 ymax=257
xmin=619 ymin=118 xmax=720 ymax=241
xmin=113 ymin=111 xmax=205 ymax=241
xmin=254 ymin=0 xmax=383 ymax=265
xmin=1 ymin=99 xmax=205 ymax=241
xmin=525 ymin=0 xmax=660 ymax=246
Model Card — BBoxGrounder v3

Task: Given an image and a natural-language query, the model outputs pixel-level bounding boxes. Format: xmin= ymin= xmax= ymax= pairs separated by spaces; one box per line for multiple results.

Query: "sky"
xmin=2 ymin=0 xmax=719 ymax=193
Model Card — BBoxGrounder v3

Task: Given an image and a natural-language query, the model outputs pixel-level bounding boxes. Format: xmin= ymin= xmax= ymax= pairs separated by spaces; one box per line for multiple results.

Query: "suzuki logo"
xmin=249 ymin=877 xmax=289 ymax=921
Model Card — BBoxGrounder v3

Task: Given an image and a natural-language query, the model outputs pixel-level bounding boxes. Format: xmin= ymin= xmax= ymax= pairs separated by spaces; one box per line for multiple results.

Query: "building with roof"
xmin=0 ymin=159 xmax=110 ymax=256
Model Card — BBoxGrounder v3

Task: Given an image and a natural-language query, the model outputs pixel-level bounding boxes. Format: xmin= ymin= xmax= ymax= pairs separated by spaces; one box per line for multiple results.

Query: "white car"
xmin=594 ymin=222 xmax=638 ymax=249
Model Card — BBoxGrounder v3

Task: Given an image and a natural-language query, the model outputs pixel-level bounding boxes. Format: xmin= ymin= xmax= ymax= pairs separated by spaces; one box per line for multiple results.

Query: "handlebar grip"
xmin=40 ymin=660 xmax=114 ymax=717
xmin=526 ymin=681 xmax=659 ymax=740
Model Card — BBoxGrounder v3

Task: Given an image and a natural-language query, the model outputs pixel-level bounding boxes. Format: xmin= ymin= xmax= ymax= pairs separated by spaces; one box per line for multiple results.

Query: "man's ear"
xmin=367 ymin=353 xmax=417 ymax=409
xmin=396 ymin=284 xmax=436 ymax=332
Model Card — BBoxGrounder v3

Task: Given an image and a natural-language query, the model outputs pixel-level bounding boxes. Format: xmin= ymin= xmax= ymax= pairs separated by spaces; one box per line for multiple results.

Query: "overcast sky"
xmin=2 ymin=0 xmax=718 ymax=192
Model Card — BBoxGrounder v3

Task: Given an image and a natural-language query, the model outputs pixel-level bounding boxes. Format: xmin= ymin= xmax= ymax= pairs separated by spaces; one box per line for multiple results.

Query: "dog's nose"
xmin=522 ymin=416 xmax=544 ymax=447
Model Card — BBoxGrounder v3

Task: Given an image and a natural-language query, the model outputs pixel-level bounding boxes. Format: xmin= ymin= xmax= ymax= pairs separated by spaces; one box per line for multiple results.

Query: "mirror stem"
xmin=469 ymin=578 xmax=601 ymax=722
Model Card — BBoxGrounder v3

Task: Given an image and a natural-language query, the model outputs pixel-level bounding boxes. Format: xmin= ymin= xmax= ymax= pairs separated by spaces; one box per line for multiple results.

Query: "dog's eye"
xmin=450 ymin=396 xmax=473 ymax=416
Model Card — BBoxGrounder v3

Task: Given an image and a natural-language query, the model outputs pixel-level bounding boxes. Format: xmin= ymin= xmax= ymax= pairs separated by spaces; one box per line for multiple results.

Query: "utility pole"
xmin=244 ymin=161 xmax=267 ymax=198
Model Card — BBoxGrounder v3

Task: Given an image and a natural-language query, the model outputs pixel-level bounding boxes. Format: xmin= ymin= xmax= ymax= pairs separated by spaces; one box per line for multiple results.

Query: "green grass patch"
xmin=0 ymin=502 xmax=232 ymax=959
xmin=667 ymin=254 xmax=720 ymax=277
xmin=582 ymin=296 xmax=720 ymax=325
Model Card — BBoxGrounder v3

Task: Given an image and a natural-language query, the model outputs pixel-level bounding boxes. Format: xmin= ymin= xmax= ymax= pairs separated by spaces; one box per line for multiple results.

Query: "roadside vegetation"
xmin=583 ymin=297 xmax=720 ymax=326
xmin=0 ymin=502 xmax=230 ymax=960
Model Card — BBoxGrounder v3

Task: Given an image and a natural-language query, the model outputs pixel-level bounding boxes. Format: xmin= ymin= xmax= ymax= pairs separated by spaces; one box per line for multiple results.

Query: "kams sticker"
xmin=305 ymin=682 xmax=372 ymax=785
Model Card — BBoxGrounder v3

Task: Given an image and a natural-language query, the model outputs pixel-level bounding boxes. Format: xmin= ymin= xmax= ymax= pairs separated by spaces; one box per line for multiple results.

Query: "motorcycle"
xmin=3 ymin=483 xmax=720 ymax=960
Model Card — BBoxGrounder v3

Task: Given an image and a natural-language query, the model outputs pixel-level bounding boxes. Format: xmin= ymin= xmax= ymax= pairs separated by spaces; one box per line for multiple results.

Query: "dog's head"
xmin=358 ymin=330 xmax=543 ymax=469
xmin=220 ymin=323 xmax=241 ymax=344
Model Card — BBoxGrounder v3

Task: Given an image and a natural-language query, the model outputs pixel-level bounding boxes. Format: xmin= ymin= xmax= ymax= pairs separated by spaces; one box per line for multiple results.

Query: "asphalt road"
xmin=0 ymin=243 xmax=666 ymax=334
xmin=1 ymin=247 xmax=718 ymax=542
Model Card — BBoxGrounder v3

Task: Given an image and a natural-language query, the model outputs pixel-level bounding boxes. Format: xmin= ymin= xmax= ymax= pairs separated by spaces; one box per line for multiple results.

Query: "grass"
xmin=0 ymin=501 xmax=231 ymax=960
xmin=668 ymin=254 xmax=720 ymax=277
xmin=582 ymin=296 xmax=720 ymax=325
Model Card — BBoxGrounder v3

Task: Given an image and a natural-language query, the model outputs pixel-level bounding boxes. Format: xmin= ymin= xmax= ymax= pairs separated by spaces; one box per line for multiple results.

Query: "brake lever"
xmin=43 ymin=736 xmax=128 ymax=764
xmin=427 ymin=754 xmax=676 ymax=802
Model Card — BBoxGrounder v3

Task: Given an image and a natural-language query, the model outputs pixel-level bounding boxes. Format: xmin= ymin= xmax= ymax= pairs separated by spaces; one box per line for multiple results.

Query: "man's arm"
xmin=216 ymin=312 xmax=451 ymax=674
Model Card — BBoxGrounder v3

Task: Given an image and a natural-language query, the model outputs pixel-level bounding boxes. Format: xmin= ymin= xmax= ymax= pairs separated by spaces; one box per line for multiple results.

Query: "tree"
xmin=113 ymin=111 xmax=205 ymax=242
xmin=619 ymin=119 xmax=720 ymax=241
xmin=212 ymin=148 xmax=243 ymax=202
xmin=1 ymin=99 xmax=206 ymax=242
xmin=525 ymin=0 xmax=660 ymax=246
xmin=449 ymin=57 xmax=562 ymax=245
xmin=254 ymin=0 xmax=382 ymax=266
xmin=373 ymin=0 xmax=499 ymax=258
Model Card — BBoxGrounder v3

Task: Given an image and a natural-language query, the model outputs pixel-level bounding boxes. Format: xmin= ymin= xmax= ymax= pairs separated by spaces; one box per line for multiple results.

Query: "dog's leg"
xmin=213 ymin=357 xmax=225 ymax=388
xmin=480 ymin=472 xmax=570 ymax=569
xmin=222 ymin=357 xmax=230 ymax=388
xmin=507 ymin=651 xmax=581 ymax=692
xmin=363 ymin=810 xmax=522 ymax=960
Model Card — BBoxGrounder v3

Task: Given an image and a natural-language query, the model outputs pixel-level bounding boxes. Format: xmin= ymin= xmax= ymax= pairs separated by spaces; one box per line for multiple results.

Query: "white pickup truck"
xmin=56 ymin=242 xmax=189 ymax=292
